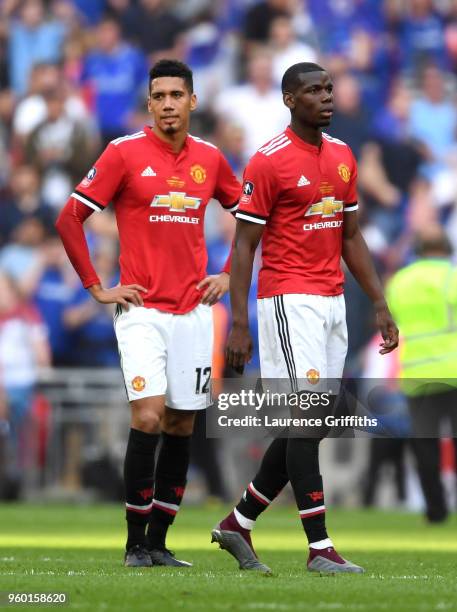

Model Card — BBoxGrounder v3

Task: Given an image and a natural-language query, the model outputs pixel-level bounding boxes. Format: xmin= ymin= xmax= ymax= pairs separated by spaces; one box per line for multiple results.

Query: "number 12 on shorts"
xmin=195 ymin=366 xmax=211 ymax=394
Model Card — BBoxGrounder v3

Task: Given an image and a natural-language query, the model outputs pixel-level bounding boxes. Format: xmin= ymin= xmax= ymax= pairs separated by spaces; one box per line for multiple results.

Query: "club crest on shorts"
xmin=132 ymin=376 xmax=146 ymax=392
xmin=306 ymin=368 xmax=320 ymax=385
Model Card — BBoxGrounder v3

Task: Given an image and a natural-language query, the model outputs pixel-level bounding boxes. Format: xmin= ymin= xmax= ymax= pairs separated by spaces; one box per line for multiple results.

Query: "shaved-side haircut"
xmin=281 ymin=62 xmax=326 ymax=93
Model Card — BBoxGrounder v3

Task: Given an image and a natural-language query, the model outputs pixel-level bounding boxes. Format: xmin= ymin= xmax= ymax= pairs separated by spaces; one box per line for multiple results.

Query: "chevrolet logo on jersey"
xmin=305 ymin=197 xmax=343 ymax=218
xmin=151 ymin=192 xmax=202 ymax=212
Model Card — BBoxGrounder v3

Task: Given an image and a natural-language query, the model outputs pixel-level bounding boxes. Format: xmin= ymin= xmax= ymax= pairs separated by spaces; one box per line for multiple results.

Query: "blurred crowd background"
xmin=0 ymin=0 xmax=456 ymax=510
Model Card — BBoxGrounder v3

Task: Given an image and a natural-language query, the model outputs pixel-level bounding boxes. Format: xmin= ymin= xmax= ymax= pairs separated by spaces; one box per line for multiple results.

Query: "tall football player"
xmin=56 ymin=60 xmax=240 ymax=567
xmin=212 ymin=63 xmax=399 ymax=574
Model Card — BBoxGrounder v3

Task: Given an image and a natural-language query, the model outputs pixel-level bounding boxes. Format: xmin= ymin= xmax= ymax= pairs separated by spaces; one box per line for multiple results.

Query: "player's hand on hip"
xmin=89 ymin=284 xmax=147 ymax=308
xmin=197 ymin=272 xmax=229 ymax=306
xmin=226 ymin=323 xmax=253 ymax=368
xmin=376 ymin=307 xmax=399 ymax=354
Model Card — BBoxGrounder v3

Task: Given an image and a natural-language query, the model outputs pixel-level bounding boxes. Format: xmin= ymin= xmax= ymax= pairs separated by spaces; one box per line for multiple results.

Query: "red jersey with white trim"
xmin=71 ymin=126 xmax=240 ymax=314
xmin=236 ymin=127 xmax=358 ymax=297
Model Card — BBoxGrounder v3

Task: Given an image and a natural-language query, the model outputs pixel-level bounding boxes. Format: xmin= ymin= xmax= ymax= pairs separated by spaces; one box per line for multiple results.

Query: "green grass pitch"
xmin=0 ymin=504 xmax=455 ymax=611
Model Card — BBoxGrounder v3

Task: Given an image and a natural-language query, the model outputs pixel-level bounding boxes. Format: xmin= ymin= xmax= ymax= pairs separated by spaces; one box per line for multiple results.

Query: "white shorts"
xmin=114 ymin=303 xmax=213 ymax=410
xmin=258 ymin=293 xmax=348 ymax=391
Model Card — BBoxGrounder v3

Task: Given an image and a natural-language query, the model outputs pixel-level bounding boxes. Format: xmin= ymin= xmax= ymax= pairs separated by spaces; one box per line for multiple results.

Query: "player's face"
xmin=148 ymin=76 xmax=197 ymax=135
xmin=285 ymin=71 xmax=334 ymax=128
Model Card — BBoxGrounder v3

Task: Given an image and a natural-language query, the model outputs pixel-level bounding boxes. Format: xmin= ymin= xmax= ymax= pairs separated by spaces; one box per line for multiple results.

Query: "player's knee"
xmin=131 ymin=409 xmax=161 ymax=433
xmin=130 ymin=397 xmax=165 ymax=433
xmin=162 ymin=411 xmax=196 ymax=436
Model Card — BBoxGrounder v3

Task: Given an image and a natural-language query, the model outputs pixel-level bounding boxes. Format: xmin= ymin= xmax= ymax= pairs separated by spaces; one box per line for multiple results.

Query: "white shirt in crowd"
xmin=214 ymin=85 xmax=290 ymax=161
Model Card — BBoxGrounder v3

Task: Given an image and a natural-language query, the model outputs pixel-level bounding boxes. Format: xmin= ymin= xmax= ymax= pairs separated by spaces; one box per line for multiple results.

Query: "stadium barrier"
xmin=20 ymin=369 xmax=373 ymax=505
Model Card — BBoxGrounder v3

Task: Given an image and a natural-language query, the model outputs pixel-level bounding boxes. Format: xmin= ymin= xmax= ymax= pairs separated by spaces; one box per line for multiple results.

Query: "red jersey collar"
xmin=285 ymin=126 xmax=324 ymax=154
xmin=144 ymin=125 xmax=189 ymax=154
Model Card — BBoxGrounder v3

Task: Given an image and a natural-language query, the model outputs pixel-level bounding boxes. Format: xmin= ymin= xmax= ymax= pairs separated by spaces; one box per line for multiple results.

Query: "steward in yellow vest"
xmin=386 ymin=226 xmax=457 ymax=523
xmin=387 ymin=229 xmax=457 ymax=393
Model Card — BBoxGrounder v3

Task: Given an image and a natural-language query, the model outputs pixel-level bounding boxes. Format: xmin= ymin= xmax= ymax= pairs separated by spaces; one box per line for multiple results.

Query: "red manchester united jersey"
xmin=236 ymin=127 xmax=358 ymax=297
xmin=71 ymin=126 xmax=240 ymax=314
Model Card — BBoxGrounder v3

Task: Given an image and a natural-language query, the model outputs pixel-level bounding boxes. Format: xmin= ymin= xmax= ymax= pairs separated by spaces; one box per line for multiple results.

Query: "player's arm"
xmin=226 ymin=219 xmax=264 ymax=368
xmin=55 ymin=144 xmax=147 ymax=307
xmin=342 ymin=211 xmax=399 ymax=354
xmin=197 ymin=151 xmax=241 ymax=306
xmin=56 ymin=200 xmax=146 ymax=307
xmin=226 ymin=154 xmax=277 ymax=367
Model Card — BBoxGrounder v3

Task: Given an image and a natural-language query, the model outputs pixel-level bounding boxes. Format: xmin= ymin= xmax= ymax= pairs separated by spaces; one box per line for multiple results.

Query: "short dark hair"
xmin=149 ymin=59 xmax=194 ymax=93
xmin=281 ymin=62 xmax=326 ymax=93
xmin=413 ymin=228 xmax=453 ymax=257
xmin=98 ymin=13 xmax=121 ymax=29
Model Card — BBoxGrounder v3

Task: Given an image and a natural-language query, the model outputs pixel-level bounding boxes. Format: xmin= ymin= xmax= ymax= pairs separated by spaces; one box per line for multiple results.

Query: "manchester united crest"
xmin=338 ymin=163 xmax=351 ymax=183
xmin=132 ymin=376 xmax=146 ymax=392
xmin=190 ymin=164 xmax=206 ymax=184
xmin=306 ymin=368 xmax=320 ymax=385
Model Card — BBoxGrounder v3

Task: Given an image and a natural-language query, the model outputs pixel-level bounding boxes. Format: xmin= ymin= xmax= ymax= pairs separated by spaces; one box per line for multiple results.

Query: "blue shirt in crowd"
xmin=9 ymin=19 xmax=67 ymax=95
xmin=66 ymin=282 xmax=119 ymax=367
xmin=33 ymin=267 xmax=76 ymax=366
xmin=72 ymin=0 xmax=106 ymax=25
xmin=82 ymin=44 xmax=148 ymax=136
xmin=400 ymin=12 xmax=448 ymax=72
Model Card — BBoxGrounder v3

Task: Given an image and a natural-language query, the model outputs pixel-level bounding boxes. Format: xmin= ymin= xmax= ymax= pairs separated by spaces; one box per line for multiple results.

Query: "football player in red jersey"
xmin=56 ymin=60 xmax=240 ymax=567
xmin=212 ymin=63 xmax=399 ymax=574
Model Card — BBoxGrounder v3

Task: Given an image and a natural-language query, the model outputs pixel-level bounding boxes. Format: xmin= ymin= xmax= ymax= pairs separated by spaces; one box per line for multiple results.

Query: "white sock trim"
xmin=309 ymin=537 xmax=333 ymax=550
xmin=234 ymin=508 xmax=255 ymax=530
